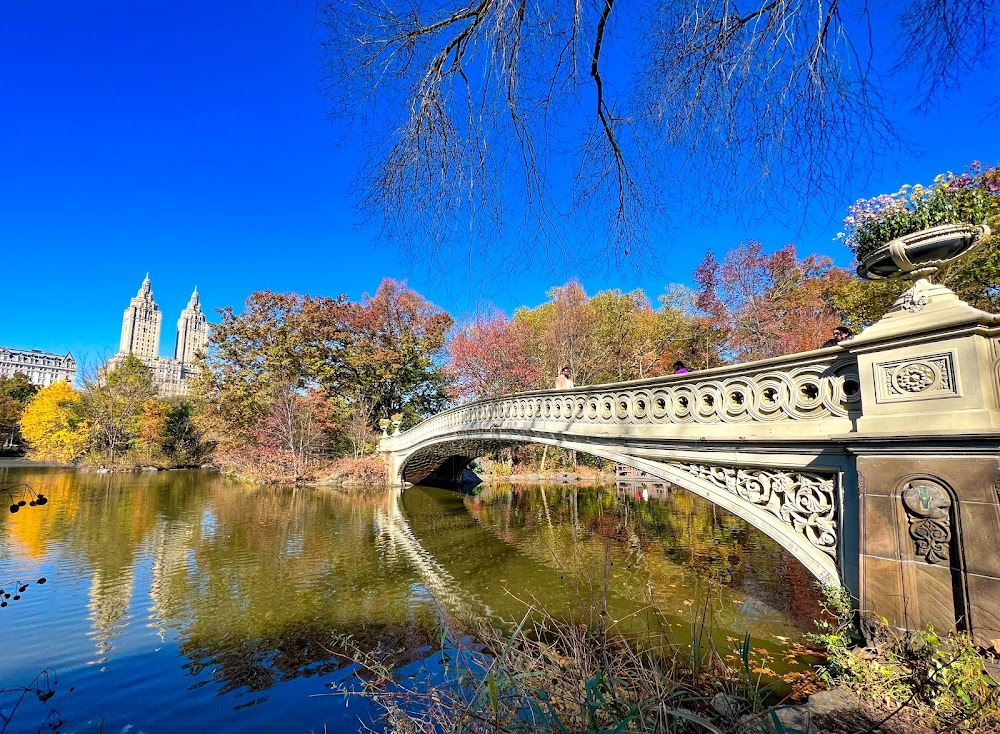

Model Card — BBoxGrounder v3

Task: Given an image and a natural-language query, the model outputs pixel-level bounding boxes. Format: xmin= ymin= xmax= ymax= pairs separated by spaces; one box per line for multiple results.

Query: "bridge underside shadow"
xmin=400 ymin=439 xmax=501 ymax=488
xmin=397 ymin=432 xmax=847 ymax=589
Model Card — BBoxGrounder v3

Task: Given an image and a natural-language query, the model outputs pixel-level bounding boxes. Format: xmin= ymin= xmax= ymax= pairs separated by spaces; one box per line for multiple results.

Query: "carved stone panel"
xmin=900 ymin=478 xmax=952 ymax=564
xmin=874 ymin=352 xmax=959 ymax=404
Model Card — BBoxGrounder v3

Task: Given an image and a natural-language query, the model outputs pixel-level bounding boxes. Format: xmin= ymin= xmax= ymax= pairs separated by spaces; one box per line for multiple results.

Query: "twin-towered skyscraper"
xmin=111 ymin=274 xmax=208 ymax=396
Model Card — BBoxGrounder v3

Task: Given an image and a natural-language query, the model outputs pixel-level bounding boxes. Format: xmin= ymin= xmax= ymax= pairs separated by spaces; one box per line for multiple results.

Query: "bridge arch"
xmin=394 ymin=431 xmax=843 ymax=585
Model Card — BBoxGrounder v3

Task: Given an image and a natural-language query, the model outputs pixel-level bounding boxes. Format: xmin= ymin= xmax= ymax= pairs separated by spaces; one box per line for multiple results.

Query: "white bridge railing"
xmin=382 ymin=347 xmax=861 ymax=452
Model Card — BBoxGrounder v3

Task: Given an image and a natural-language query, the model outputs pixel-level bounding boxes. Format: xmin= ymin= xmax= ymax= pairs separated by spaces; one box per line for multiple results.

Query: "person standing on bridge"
xmin=822 ymin=325 xmax=853 ymax=348
xmin=554 ymin=366 xmax=574 ymax=389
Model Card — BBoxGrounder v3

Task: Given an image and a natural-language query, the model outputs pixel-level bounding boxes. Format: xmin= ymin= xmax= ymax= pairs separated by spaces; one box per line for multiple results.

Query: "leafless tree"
xmin=321 ymin=0 xmax=997 ymax=272
xmin=344 ymin=394 xmax=377 ymax=458
xmin=265 ymin=385 xmax=338 ymax=479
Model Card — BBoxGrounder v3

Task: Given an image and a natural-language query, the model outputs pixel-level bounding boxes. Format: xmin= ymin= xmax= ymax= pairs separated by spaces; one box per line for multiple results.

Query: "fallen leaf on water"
xmin=499 ymin=578 xmax=508 ymax=583
xmin=464 ymin=570 xmax=472 ymax=574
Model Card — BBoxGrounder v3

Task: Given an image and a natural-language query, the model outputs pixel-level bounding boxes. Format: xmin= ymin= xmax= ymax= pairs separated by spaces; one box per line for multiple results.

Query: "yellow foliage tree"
xmin=20 ymin=381 xmax=88 ymax=463
xmin=137 ymin=398 xmax=169 ymax=462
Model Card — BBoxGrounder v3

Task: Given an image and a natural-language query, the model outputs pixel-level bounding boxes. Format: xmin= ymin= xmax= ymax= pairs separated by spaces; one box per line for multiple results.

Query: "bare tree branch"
xmin=320 ymin=0 xmax=998 ymax=274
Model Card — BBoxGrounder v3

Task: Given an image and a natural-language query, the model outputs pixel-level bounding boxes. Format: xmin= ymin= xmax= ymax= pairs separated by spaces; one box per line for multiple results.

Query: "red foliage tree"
xmin=448 ymin=312 xmax=542 ymax=401
xmin=693 ymin=242 xmax=850 ymax=362
xmin=254 ymin=385 xmax=340 ymax=481
xmin=343 ymin=278 xmax=454 ymax=421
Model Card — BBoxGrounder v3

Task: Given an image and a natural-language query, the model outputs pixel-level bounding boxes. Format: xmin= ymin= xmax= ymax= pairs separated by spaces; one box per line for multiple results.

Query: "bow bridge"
xmin=381 ymin=281 xmax=1000 ymax=645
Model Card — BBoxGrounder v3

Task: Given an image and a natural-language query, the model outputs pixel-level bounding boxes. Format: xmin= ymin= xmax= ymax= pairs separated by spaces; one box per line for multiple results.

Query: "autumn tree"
xmin=161 ymin=398 xmax=208 ymax=465
xmin=514 ymin=280 xmax=604 ymax=386
xmin=342 ymin=395 xmax=377 ymax=459
xmin=0 ymin=373 xmax=38 ymax=451
xmin=448 ymin=311 xmax=541 ymax=401
xmin=254 ymin=386 xmax=341 ymax=480
xmin=193 ymin=291 xmax=348 ymax=478
xmin=81 ymin=354 xmax=157 ymax=464
xmin=589 ymin=288 xmax=688 ymax=382
xmin=656 ymin=286 xmax=726 ymax=372
xmin=510 ymin=280 xmax=723 ymax=386
xmin=195 ymin=290 xmax=353 ymax=441
xmin=342 ymin=278 xmax=454 ymax=423
xmin=829 ymin=279 xmax=907 ymax=331
xmin=694 ymin=242 xmax=850 ymax=362
xmin=19 ymin=381 xmax=88 ymax=463
xmin=195 ymin=280 xmax=452 ymax=479
xmin=137 ymin=398 xmax=169 ymax=463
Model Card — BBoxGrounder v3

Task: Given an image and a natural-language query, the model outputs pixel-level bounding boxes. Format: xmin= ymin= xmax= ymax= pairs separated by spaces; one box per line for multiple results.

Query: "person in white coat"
xmin=554 ymin=366 xmax=574 ymax=389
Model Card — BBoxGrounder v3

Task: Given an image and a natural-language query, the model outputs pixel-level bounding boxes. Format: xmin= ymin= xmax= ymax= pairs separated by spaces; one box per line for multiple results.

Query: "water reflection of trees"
xmin=156 ymin=485 xmax=442 ymax=700
xmin=462 ymin=482 xmax=780 ymax=584
xmin=0 ymin=470 xmax=445 ymax=701
xmin=0 ymin=467 xmax=821 ymax=706
xmin=457 ymin=482 xmax=820 ymax=632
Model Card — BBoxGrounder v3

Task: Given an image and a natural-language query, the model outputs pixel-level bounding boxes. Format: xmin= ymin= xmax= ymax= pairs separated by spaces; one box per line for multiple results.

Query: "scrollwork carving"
xmin=673 ymin=463 xmax=838 ymax=559
xmin=900 ymin=479 xmax=952 ymax=564
xmin=385 ymin=355 xmax=861 ymax=450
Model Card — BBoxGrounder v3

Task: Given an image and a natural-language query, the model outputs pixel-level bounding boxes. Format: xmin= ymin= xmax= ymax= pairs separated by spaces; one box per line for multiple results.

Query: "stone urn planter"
xmin=857 ymin=223 xmax=992 ymax=280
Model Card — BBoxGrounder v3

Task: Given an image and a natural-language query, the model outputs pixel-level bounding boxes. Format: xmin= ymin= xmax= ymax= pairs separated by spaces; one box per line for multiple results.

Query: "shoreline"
xmin=0 ymin=457 xmax=216 ymax=473
xmin=475 ymin=470 xmax=614 ymax=485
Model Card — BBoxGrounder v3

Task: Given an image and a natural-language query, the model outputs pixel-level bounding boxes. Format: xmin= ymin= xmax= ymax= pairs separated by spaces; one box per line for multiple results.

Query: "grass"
xmin=334 ymin=602 xmax=806 ymax=733
xmin=331 ymin=525 xmax=822 ymax=733
xmin=333 ymin=577 xmax=1000 ymax=733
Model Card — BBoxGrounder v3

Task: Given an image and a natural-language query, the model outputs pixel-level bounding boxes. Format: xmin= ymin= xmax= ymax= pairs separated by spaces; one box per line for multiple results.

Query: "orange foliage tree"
xmin=195 ymin=278 xmax=453 ymax=480
xmin=343 ymin=278 xmax=454 ymax=422
xmin=693 ymin=242 xmax=850 ymax=362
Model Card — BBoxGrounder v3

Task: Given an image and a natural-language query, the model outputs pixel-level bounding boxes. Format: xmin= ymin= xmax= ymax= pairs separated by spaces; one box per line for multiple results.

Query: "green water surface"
xmin=0 ymin=463 xmax=821 ymax=733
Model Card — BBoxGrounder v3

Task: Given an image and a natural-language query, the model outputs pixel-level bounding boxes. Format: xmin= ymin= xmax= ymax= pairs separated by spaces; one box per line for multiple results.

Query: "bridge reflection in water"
xmin=397 ymin=481 xmax=823 ymax=641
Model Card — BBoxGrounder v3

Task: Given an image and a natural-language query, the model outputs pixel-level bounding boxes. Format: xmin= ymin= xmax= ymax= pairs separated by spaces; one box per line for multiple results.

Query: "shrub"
xmin=809 ymin=585 xmax=999 ymax=730
xmin=327 ymin=455 xmax=387 ymax=485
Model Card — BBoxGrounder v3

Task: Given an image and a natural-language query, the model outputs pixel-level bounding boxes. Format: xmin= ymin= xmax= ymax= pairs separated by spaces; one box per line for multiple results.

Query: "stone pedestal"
xmin=847 ymin=281 xmax=1000 ymax=435
xmin=857 ymin=454 xmax=1000 ymax=646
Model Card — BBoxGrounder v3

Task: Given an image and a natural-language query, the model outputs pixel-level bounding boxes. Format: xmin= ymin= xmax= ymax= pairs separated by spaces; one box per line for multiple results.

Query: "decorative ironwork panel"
xmin=673 ymin=463 xmax=838 ymax=559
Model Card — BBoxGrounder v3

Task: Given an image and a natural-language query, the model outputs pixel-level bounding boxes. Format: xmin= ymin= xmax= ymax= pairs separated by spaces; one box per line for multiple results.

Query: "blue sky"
xmin=2 ymin=0 xmax=997 ymax=366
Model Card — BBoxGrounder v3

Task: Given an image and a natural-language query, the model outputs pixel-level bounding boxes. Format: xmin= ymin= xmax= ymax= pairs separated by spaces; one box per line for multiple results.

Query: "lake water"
xmin=0 ymin=463 xmax=821 ymax=733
